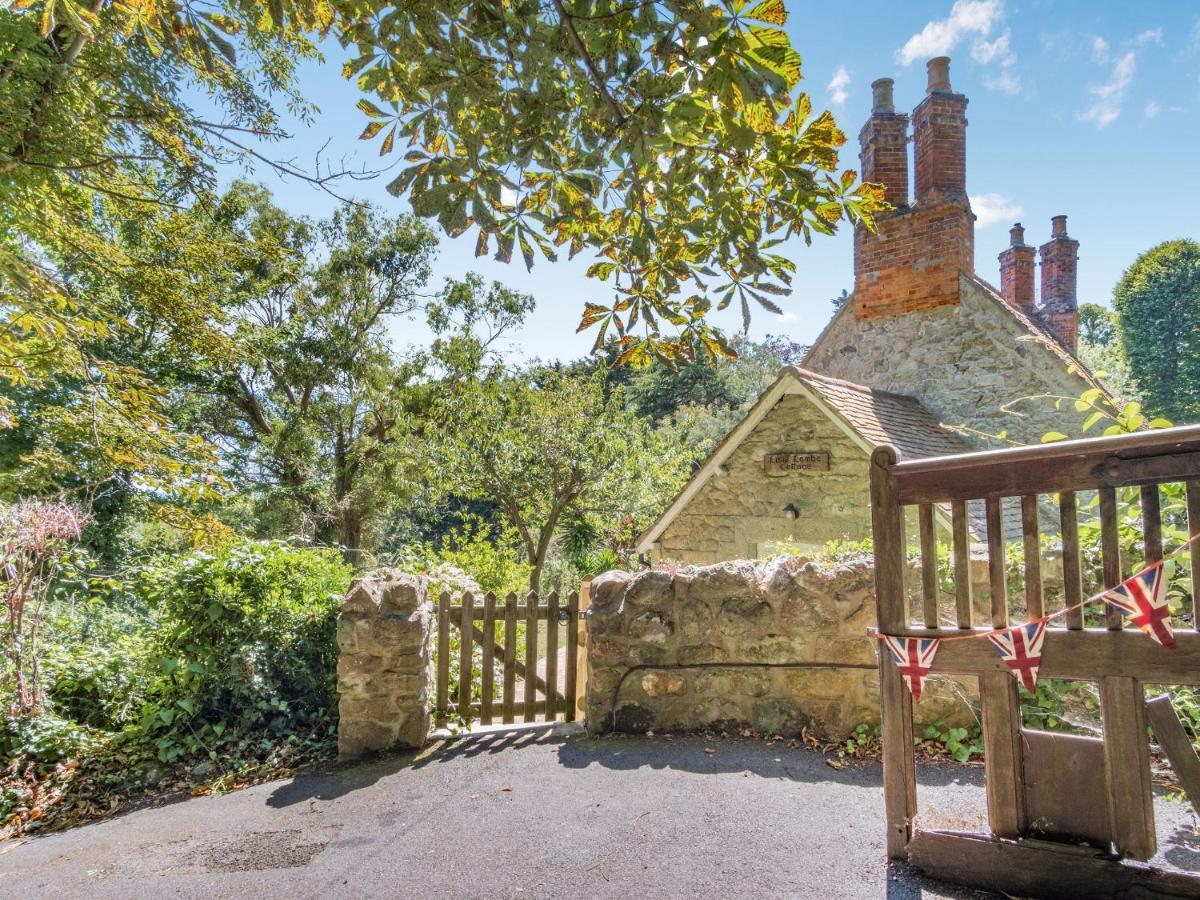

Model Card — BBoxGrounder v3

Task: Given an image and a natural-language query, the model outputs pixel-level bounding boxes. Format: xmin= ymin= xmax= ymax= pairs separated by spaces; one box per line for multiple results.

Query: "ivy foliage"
xmin=338 ymin=0 xmax=886 ymax=363
xmin=136 ymin=540 xmax=351 ymax=765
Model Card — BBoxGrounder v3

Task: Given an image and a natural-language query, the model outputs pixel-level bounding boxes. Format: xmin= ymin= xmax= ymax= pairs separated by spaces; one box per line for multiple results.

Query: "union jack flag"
xmin=986 ymin=621 xmax=1047 ymax=693
xmin=1102 ymin=567 xmax=1175 ymax=648
xmin=881 ymin=635 xmax=940 ymax=701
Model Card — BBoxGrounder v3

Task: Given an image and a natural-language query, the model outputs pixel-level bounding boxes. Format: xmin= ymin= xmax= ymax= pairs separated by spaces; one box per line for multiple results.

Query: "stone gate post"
xmin=336 ymin=574 xmax=433 ymax=761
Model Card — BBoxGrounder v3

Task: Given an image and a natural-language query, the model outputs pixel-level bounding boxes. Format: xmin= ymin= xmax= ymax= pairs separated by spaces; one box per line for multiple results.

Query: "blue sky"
xmin=226 ymin=1 xmax=1200 ymax=362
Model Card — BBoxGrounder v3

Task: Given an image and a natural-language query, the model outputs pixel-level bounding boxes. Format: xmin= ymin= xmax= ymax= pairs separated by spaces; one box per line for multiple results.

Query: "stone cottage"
xmin=638 ymin=57 xmax=1114 ymax=565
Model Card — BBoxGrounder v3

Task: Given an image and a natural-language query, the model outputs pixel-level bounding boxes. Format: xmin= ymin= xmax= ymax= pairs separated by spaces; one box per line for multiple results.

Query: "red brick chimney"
xmin=911 ymin=57 xmax=968 ymax=203
xmin=998 ymin=222 xmax=1036 ymax=313
xmin=852 ymin=58 xmax=974 ymax=320
xmin=859 ymin=78 xmax=909 ymax=208
xmin=1039 ymin=215 xmax=1080 ymax=352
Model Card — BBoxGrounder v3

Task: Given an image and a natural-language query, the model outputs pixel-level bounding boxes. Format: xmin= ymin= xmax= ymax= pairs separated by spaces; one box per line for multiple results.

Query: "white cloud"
xmin=898 ymin=3 xmax=1021 ymax=95
xmin=1136 ymin=28 xmax=1163 ymax=47
xmin=1092 ymin=36 xmax=1110 ymax=62
xmin=1081 ymin=50 xmax=1136 ymax=128
xmin=986 ymin=70 xmax=1021 ymax=95
xmin=970 ymin=193 xmax=1023 ymax=228
xmin=972 ymin=30 xmax=1010 ymax=64
xmin=896 ymin=0 xmax=1004 ymax=65
xmin=827 ymin=66 xmax=851 ymax=108
xmin=1144 ymin=100 xmax=1161 ymax=119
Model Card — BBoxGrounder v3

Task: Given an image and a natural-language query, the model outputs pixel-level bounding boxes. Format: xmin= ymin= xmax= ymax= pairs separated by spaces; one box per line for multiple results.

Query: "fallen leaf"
xmin=500 ymin=786 xmax=514 ymax=792
xmin=826 ymin=758 xmax=846 ymax=770
xmin=703 ymin=747 xmax=715 ymax=755
xmin=470 ymin=793 xmax=481 ymax=800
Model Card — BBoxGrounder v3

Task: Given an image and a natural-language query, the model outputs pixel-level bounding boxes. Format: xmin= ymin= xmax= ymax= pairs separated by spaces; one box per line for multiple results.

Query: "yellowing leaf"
xmin=745 ymin=0 xmax=787 ymax=26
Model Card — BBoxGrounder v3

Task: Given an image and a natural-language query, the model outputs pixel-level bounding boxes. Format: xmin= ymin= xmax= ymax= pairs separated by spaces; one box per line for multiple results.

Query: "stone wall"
xmin=585 ymin=559 xmax=972 ymax=740
xmin=656 ymin=394 xmax=872 ymax=564
xmin=336 ymin=574 xmax=434 ymax=761
xmin=805 ymin=273 xmax=1106 ymax=448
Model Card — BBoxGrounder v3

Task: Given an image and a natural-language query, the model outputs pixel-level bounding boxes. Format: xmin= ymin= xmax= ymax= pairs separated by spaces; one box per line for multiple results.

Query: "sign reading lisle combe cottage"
xmin=763 ymin=450 xmax=830 ymax=475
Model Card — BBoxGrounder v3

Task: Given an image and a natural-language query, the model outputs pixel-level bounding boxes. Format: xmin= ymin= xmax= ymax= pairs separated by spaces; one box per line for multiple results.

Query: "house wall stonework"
xmin=656 ymin=393 xmax=872 ymax=564
xmin=585 ymin=561 xmax=973 ymax=740
xmin=805 ymin=274 xmax=1102 ymax=449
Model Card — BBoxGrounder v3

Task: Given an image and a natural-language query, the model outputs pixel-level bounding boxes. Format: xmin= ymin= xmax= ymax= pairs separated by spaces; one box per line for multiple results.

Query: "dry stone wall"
xmin=585 ymin=559 xmax=972 ymax=740
xmin=336 ymin=574 xmax=434 ymax=761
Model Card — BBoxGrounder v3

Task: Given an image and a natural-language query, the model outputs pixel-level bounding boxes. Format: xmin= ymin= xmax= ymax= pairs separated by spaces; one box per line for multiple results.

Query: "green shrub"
xmin=134 ymin=540 xmax=352 ymax=764
xmin=42 ymin=596 xmax=158 ymax=732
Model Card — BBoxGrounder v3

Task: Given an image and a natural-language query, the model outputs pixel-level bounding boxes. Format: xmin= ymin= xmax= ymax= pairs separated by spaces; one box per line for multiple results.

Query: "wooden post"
xmin=870 ymin=446 xmax=916 ymax=860
xmin=564 ymin=590 xmax=581 ymax=722
xmin=502 ymin=593 xmax=517 ymax=725
xmin=985 ymin=497 xmax=1007 ymax=629
xmin=436 ymin=590 xmax=450 ymax=728
xmin=1146 ymin=694 xmax=1200 ymax=817
xmin=545 ymin=592 xmax=560 ymax=720
xmin=524 ymin=591 xmax=539 ymax=722
xmin=574 ymin=581 xmax=591 ymax=721
xmin=951 ymin=499 xmax=973 ymax=629
xmin=1100 ymin=487 xmax=1123 ymax=630
xmin=1060 ymin=491 xmax=1084 ymax=630
xmin=480 ymin=592 xmax=496 ymax=725
xmin=918 ymin=503 xmax=938 ymax=628
xmin=980 ymin=671 xmax=1027 ymax=838
xmin=1020 ymin=494 xmax=1043 ymax=620
xmin=458 ymin=591 xmax=474 ymax=722
xmin=1100 ymin=676 xmax=1156 ymax=861
xmin=1187 ymin=481 xmax=1200 ymax=629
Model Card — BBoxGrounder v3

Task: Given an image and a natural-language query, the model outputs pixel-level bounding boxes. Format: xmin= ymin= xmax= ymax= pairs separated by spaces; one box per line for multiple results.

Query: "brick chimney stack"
xmin=852 ymin=58 xmax=974 ymax=320
xmin=911 ymin=56 xmax=969 ymax=203
xmin=859 ymin=78 xmax=909 ymax=208
xmin=998 ymin=222 xmax=1036 ymax=313
xmin=1039 ymin=215 xmax=1080 ymax=352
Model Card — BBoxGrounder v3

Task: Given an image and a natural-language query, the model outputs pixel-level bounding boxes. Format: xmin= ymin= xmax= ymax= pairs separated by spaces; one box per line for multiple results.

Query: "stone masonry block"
xmin=337 ymin=574 xmax=434 ymax=762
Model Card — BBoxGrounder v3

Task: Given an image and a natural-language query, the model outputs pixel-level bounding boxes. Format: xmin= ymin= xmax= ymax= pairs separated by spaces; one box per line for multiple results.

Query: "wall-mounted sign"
xmin=763 ymin=451 xmax=830 ymax=475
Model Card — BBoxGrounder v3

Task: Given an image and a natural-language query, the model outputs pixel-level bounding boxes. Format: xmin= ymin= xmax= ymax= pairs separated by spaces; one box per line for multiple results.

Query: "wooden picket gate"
xmin=434 ymin=588 xmax=589 ymax=728
xmin=869 ymin=426 xmax=1200 ymax=898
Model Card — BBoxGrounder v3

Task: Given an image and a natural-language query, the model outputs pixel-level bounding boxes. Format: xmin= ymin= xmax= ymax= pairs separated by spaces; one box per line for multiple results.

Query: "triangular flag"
xmin=986 ymin=621 xmax=1047 ymax=693
xmin=1102 ymin=567 xmax=1175 ymax=649
xmin=881 ymin=635 xmax=940 ymax=701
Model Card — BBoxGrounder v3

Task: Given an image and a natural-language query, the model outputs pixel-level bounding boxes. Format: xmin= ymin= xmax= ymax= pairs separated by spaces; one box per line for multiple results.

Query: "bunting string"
xmin=872 ymin=531 xmax=1200 ymax=699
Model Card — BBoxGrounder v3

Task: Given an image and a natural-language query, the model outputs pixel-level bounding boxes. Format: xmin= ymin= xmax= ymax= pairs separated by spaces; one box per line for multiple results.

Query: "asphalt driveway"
xmin=1 ymin=724 xmax=1195 ymax=899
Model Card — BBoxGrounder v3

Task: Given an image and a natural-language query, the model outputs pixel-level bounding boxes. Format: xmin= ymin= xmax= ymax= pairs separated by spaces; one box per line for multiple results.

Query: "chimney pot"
xmin=1009 ymin=223 xmax=1025 ymax=247
xmin=1039 ymin=216 xmax=1080 ymax=352
xmin=871 ymin=78 xmax=895 ymax=114
xmin=927 ymin=56 xmax=952 ymax=93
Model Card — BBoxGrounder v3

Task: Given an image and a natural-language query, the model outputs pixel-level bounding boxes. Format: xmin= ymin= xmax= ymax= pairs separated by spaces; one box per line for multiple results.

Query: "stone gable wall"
xmin=585 ymin=560 xmax=973 ymax=740
xmin=805 ymin=274 xmax=1101 ymax=448
xmin=656 ymin=393 xmax=872 ymax=564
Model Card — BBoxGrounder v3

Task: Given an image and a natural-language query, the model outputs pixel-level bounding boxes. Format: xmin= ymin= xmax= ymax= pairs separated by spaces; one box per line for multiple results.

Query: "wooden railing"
xmin=870 ymin=424 xmax=1200 ymax=897
xmin=434 ymin=589 xmax=587 ymax=728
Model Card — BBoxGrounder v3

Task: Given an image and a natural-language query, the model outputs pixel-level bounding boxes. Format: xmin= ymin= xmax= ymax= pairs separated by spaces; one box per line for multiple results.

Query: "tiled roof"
xmin=791 ymin=368 xmax=974 ymax=461
xmin=792 ymin=368 xmax=1023 ymax=539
